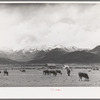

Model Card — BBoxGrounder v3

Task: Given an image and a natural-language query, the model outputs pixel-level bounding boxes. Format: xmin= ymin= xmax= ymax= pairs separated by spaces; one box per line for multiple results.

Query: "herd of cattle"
xmin=43 ymin=70 xmax=62 ymax=76
xmin=43 ymin=69 xmax=90 ymax=81
xmin=0 ymin=70 xmax=9 ymax=76
xmin=0 ymin=67 xmax=97 ymax=81
xmin=0 ymin=69 xmax=90 ymax=81
xmin=0 ymin=69 xmax=26 ymax=76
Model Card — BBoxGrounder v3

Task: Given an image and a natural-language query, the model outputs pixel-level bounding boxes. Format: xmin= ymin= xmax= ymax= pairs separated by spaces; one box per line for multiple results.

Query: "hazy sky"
xmin=0 ymin=3 xmax=100 ymax=50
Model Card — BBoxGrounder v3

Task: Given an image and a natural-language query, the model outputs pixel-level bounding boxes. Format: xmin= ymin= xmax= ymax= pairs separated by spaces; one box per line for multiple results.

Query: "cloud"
xmin=0 ymin=3 xmax=99 ymax=50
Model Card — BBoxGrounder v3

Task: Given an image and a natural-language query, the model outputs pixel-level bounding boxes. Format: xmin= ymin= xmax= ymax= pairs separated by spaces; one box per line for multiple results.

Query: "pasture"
xmin=0 ymin=63 xmax=99 ymax=86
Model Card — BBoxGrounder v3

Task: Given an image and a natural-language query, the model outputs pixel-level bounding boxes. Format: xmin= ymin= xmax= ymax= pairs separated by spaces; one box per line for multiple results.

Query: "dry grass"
xmin=0 ymin=66 xmax=99 ymax=86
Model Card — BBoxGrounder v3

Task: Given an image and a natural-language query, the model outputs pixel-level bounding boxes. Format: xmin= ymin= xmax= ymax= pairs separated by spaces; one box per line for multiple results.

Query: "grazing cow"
xmin=20 ymin=69 xmax=26 ymax=72
xmin=4 ymin=70 xmax=8 ymax=76
xmin=56 ymin=70 xmax=62 ymax=75
xmin=88 ymin=70 xmax=91 ymax=72
xmin=78 ymin=72 xmax=89 ymax=81
xmin=49 ymin=70 xmax=57 ymax=76
xmin=43 ymin=70 xmax=50 ymax=75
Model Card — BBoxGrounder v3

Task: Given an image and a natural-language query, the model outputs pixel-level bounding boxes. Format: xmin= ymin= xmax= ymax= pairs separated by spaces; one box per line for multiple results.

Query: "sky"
xmin=0 ymin=3 xmax=100 ymax=50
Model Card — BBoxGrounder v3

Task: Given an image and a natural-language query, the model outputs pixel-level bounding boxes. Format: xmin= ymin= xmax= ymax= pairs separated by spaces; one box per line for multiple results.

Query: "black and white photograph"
xmin=0 ymin=2 xmax=100 ymax=87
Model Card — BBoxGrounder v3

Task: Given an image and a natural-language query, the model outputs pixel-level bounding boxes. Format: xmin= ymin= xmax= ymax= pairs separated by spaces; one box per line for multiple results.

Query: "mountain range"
xmin=0 ymin=45 xmax=100 ymax=64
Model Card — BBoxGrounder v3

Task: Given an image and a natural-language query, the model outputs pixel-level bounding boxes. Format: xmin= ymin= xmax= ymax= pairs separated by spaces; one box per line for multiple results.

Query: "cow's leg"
xmin=53 ymin=73 xmax=55 ymax=76
xmin=67 ymin=72 xmax=68 ymax=76
xmin=81 ymin=77 xmax=82 ymax=81
xmin=54 ymin=73 xmax=56 ymax=76
xmin=53 ymin=72 xmax=56 ymax=76
xmin=47 ymin=72 xmax=49 ymax=75
xmin=68 ymin=72 xmax=70 ymax=76
xmin=69 ymin=72 xmax=70 ymax=76
xmin=79 ymin=77 xmax=82 ymax=81
xmin=79 ymin=77 xmax=81 ymax=81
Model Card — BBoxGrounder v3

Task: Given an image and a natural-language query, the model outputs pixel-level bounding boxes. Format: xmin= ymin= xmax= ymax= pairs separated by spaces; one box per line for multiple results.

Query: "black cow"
xmin=43 ymin=70 xmax=50 ymax=75
xmin=20 ymin=69 xmax=26 ymax=72
xmin=56 ymin=70 xmax=62 ymax=75
xmin=4 ymin=70 xmax=8 ymax=76
xmin=49 ymin=70 xmax=57 ymax=76
xmin=78 ymin=72 xmax=89 ymax=81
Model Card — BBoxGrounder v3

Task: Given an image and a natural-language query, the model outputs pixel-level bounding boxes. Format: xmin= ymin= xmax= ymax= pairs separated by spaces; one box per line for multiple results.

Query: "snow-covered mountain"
xmin=0 ymin=46 xmax=91 ymax=63
xmin=0 ymin=45 xmax=99 ymax=63
xmin=0 ymin=46 xmax=82 ymax=62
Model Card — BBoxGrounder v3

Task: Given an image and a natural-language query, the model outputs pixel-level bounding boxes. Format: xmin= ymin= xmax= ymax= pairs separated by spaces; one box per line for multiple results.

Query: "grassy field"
xmin=0 ymin=64 xmax=99 ymax=87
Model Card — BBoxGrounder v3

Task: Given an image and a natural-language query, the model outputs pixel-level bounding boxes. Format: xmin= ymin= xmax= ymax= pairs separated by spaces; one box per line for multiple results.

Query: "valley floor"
xmin=0 ymin=68 xmax=99 ymax=87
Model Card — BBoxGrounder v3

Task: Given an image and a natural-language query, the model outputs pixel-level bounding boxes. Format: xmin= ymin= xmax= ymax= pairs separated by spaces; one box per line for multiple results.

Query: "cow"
xmin=49 ymin=70 xmax=57 ymax=76
xmin=43 ymin=70 xmax=50 ymax=75
xmin=20 ymin=69 xmax=26 ymax=72
xmin=4 ymin=70 xmax=8 ymax=76
xmin=78 ymin=72 xmax=89 ymax=81
xmin=43 ymin=70 xmax=57 ymax=76
xmin=56 ymin=70 xmax=62 ymax=75
xmin=88 ymin=70 xmax=91 ymax=72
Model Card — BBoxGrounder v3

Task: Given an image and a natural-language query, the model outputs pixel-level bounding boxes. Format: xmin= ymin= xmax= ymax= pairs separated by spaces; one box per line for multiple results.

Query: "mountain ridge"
xmin=0 ymin=45 xmax=99 ymax=64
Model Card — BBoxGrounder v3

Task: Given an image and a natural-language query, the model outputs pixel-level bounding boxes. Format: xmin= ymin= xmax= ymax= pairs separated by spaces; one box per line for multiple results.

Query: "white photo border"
xmin=0 ymin=1 xmax=99 ymax=99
